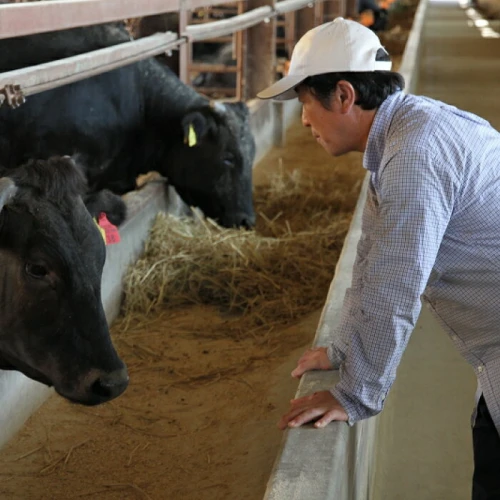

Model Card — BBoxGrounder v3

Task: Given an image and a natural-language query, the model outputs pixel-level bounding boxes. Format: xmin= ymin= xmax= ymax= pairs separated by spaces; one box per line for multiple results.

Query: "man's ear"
xmin=336 ymin=80 xmax=356 ymax=113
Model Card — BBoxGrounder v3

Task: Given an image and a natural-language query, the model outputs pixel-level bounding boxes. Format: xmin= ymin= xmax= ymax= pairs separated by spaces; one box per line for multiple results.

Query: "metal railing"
xmin=0 ymin=0 xmax=345 ymax=102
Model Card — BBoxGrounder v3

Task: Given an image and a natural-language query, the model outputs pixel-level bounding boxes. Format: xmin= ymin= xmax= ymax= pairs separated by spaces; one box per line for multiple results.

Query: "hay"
xmin=121 ymin=166 xmax=362 ymax=331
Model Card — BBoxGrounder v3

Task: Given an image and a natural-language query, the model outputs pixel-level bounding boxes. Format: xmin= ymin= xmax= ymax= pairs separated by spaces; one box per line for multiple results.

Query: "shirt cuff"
xmin=326 ymin=344 xmax=345 ymax=370
xmin=330 ymin=385 xmax=381 ymax=426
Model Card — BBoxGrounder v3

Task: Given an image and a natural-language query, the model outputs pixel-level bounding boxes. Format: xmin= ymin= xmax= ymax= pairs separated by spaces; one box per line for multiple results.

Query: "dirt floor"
xmin=0 ymin=308 xmax=325 ymax=500
xmin=0 ymin=120 xmax=365 ymax=500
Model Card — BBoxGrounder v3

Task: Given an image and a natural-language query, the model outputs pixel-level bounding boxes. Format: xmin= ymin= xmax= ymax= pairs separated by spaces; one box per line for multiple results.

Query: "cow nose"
xmin=90 ymin=367 xmax=129 ymax=401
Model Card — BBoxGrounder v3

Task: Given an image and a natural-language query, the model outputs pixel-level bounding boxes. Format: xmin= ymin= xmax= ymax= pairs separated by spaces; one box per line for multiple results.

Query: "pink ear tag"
xmin=97 ymin=212 xmax=121 ymax=245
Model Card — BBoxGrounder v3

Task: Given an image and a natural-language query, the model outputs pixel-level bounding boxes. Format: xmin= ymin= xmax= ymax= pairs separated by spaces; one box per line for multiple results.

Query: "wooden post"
xmin=284 ymin=11 xmax=296 ymax=59
xmin=235 ymin=0 xmax=246 ymax=100
xmin=297 ymin=4 xmax=315 ymax=40
xmin=245 ymin=0 xmax=276 ymax=99
xmin=313 ymin=1 xmax=325 ymax=26
xmin=338 ymin=0 xmax=347 ymax=17
xmin=345 ymin=0 xmax=358 ymax=18
xmin=323 ymin=0 xmax=332 ymax=21
xmin=324 ymin=0 xmax=347 ymax=21
xmin=178 ymin=0 xmax=191 ymax=84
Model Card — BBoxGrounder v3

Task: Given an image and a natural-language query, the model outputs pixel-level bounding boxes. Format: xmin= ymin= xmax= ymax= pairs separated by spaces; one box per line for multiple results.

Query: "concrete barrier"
xmin=0 ymin=96 xmax=301 ymax=450
xmin=263 ymin=1 xmax=429 ymax=498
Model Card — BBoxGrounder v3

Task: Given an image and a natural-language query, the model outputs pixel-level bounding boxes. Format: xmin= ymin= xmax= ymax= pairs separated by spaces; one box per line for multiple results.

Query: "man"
xmin=257 ymin=18 xmax=500 ymax=499
xmin=358 ymin=0 xmax=388 ymax=32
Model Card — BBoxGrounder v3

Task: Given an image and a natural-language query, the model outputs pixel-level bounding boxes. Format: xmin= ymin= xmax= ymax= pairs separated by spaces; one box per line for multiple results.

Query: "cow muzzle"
xmin=230 ymin=212 xmax=256 ymax=229
xmin=89 ymin=366 xmax=129 ymax=404
xmin=59 ymin=366 xmax=129 ymax=406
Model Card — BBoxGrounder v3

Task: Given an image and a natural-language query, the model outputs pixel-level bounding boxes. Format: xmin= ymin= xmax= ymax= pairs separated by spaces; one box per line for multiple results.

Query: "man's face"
xmin=298 ymin=87 xmax=353 ymax=157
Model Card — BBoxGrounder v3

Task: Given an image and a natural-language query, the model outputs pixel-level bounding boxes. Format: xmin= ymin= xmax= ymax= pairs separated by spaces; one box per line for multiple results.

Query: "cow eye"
xmin=25 ymin=263 xmax=48 ymax=279
xmin=223 ymin=155 xmax=235 ymax=168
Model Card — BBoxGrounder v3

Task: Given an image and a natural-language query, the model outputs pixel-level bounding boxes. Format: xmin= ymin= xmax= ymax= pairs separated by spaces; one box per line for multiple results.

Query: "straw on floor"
xmin=121 ymin=166 xmax=363 ymax=332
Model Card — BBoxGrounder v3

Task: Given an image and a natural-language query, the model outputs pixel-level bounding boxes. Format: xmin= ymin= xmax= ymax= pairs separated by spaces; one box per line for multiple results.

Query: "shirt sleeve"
xmin=327 ymin=178 xmax=378 ymax=368
xmin=330 ymin=147 xmax=459 ymax=424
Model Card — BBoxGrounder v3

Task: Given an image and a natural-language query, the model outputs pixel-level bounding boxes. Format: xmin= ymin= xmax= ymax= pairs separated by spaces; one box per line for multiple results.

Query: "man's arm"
xmin=327 ymin=178 xmax=379 ymax=368
xmin=279 ymin=147 xmax=459 ymax=430
xmin=331 ymin=146 xmax=458 ymax=424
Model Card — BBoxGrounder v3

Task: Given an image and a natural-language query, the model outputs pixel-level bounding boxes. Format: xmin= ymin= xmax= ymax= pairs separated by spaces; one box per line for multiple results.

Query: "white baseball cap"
xmin=257 ymin=17 xmax=392 ymax=101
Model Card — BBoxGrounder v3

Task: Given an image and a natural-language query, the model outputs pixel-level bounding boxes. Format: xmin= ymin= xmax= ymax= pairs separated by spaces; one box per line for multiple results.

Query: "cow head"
xmin=166 ymin=100 xmax=256 ymax=229
xmin=0 ymin=157 xmax=128 ymax=405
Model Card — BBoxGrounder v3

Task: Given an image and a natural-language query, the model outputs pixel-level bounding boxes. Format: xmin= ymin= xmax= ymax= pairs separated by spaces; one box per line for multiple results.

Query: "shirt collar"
xmin=363 ymin=91 xmax=405 ymax=173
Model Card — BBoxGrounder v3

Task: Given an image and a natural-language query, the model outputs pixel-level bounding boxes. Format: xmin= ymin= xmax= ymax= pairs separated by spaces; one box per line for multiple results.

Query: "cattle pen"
xmin=1 ymin=0 xmax=499 ymax=498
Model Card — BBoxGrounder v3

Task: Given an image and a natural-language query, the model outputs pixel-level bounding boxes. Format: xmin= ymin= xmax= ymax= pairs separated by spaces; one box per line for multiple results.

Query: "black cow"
xmin=0 ymin=22 xmax=256 ymax=229
xmin=0 ymin=156 xmax=129 ymax=405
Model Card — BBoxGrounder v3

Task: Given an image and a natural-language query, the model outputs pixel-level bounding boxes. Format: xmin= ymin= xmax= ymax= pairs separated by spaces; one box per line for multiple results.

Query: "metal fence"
xmin=0 ymin=0 xmax=352 ymax=102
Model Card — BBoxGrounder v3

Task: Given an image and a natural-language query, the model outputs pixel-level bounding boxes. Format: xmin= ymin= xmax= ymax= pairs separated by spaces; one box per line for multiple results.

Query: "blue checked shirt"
xmin=327 ymin=91 xmax=500 ymax=431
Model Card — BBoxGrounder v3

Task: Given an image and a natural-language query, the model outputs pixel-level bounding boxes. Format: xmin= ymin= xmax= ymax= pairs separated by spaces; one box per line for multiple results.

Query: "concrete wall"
xmin=264 ymin=180 xmax=380 ymax=500
xmin=0 ymin=96 xmax=301 ymax=451
xmin=248 ymin=97 xmax=302 ymax=163
xmin=263 ymin=1 xmax=429 ymax=498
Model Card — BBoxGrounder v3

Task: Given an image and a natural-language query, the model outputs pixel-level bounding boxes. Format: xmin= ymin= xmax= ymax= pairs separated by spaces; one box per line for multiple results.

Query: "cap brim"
xmin=256 ymin=74 xmax=308 ymax=101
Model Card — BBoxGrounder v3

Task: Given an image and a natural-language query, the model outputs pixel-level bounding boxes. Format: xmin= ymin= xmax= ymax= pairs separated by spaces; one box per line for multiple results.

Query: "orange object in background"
xmin=283 ymin=59 xmax=291 ymax=75
xmin=359 ymin=10 xmax=375 ymax=26
xmin=380 ymin=0 xmax=397 ymax=9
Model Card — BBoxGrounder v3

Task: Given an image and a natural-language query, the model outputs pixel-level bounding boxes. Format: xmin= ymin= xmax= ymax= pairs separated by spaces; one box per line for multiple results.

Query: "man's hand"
xmin=291 ymin=346 xmax=333 ymax=378
xmin=278 ymin=391 xmax=348 ymax=430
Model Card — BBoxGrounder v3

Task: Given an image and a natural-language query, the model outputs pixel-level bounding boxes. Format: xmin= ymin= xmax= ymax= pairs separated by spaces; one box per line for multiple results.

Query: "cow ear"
xmin=181 ymin=111 xmax=209 ymax=148
xmin=84 ymin=189 xmax=127 ymax=227
xmin=0 ymin=178 xmax=17 ymax=212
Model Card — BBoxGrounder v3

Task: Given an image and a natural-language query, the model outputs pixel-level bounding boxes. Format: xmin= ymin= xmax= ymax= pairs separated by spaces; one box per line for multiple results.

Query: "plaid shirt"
xmin=327 ymin=91 xmax=500 ymax=431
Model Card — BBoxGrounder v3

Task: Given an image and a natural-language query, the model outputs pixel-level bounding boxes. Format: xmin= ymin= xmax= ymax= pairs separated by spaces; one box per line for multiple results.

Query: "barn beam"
xmin=245 ymin=1 xmax=276 ymax=99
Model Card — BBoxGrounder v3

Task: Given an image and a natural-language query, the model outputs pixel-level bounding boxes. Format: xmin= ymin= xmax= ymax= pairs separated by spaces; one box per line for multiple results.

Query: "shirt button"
xmin=477 ymin=366 xmax=484 ymax=373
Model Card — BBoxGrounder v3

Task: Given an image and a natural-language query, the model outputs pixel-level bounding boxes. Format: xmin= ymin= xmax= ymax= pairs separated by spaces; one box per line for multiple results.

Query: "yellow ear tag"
xmin=188 ymin=124 xmax=197 ymax=147
xmin=94 ymin=217 xmax=107 ymax=244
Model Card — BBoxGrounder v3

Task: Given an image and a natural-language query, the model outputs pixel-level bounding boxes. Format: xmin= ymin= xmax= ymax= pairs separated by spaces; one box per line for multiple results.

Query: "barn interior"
xmin=0 ymin=0 xmax=499 ymax=498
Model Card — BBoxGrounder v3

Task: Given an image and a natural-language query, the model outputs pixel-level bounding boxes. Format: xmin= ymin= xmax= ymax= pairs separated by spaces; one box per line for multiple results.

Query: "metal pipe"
xmin=0 ymin=32 xmax=181 ymax=97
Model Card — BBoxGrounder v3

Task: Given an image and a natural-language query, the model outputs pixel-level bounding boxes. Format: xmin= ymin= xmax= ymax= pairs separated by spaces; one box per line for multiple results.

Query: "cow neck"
xmin=141 ymin=58 xmax=207 ymax=121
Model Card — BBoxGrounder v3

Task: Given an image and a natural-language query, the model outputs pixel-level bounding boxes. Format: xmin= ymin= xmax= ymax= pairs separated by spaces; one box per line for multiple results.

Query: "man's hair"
xmin=298 ymin=49 xmax=405 ymax=110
